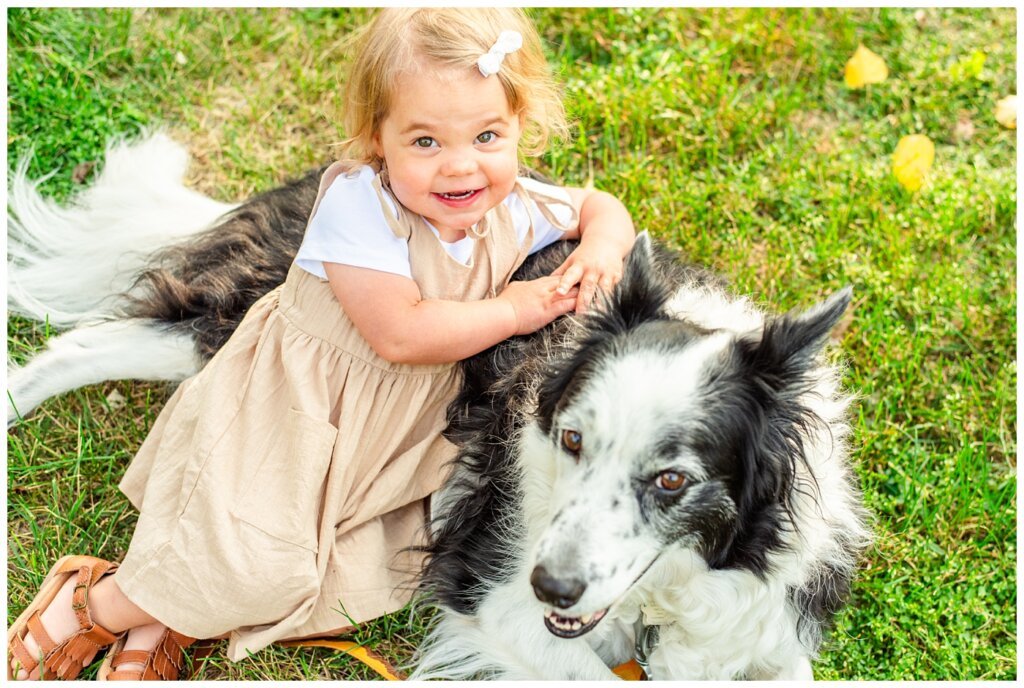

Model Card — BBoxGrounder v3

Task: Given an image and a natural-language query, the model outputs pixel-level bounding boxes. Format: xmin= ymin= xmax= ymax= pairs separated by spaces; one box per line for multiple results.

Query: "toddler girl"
xmin=8 ymin=7 xmax=635 ymax=681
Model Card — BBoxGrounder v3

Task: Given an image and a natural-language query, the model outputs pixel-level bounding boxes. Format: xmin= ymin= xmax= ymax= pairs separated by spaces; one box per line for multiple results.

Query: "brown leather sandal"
xmin=7 ymin=555 xmax=121 ymax=680
xmin=97 ymin=628 xmax=197 ymax=681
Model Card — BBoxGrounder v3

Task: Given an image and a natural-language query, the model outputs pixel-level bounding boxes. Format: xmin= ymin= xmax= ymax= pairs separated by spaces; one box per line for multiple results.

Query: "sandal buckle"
xmin=70 ymin=582 xmax=89 ymax=611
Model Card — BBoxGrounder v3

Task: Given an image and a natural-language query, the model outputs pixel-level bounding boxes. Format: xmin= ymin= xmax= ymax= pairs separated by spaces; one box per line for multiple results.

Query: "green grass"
xmin=6 ymin=7 xmax=1016 ymax=680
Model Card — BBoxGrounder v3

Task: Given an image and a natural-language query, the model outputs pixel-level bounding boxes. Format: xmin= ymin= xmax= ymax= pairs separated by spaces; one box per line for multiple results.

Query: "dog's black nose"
xmin=530 ymin=565 xmax=586 ymax=608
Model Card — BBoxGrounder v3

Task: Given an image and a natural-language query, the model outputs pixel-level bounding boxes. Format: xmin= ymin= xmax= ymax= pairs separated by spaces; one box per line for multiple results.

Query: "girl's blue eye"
xmin=477 ymin=131 xmax=497 ymax=144
xmin=414 ymin=137 xmax=435 ymax=148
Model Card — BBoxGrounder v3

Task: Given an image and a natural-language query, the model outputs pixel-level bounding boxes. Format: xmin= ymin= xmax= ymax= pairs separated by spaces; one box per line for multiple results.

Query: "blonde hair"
xmin=340 ymin=8 xmax=567 ymax=163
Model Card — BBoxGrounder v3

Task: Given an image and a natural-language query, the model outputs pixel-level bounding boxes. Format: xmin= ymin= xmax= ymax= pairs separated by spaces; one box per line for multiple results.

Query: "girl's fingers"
xmin=557 ymin=264 xmax=584 ymax=294
xmin=576 ymin=276 xmax=598 ymax=313
xmin=557 ymin=296 xmax=577 ymax=315
xmin=552 ymin=287 xmax=579 ymax=318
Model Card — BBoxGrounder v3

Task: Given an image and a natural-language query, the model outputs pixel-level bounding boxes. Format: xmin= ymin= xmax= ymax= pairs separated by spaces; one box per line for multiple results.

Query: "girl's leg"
xmin=11 ymin=572 xmax=165 ymax=680
xmin=91 ymin=574 xmax=161 ymax=630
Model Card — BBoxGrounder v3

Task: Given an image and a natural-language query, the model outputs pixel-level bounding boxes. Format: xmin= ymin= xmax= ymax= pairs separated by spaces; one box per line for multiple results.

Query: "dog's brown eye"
xmin=561 ymin=429 xmax=582 ymax=455
xmin=656 ymin=470 xmax=686 ymax=492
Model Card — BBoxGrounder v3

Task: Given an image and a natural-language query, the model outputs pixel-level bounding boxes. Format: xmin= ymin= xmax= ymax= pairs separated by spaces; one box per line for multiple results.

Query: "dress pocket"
xmin=231 ymin=407 xmax=338 ymax=552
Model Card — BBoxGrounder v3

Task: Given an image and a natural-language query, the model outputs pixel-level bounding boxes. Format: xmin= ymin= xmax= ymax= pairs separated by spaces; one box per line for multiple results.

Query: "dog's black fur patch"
xmin=789 ymin=558 xmax=855 ymax=648
xmin=123 ymin=166 xmax=327 ymax=359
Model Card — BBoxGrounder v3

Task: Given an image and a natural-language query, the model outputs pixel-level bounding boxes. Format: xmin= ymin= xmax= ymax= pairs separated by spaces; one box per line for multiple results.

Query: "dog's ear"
xmin=622 ymin=231 xmax=655 ymax=286
xmin=708 ymin=288 xmax=852 ymax=574
xmin=630 ymin=230 xmax=655 ymax=261
xmin=597 ymin=231 xmax=671 ymax=331
xmin=746 ymin=286 xmax=852 ymax=376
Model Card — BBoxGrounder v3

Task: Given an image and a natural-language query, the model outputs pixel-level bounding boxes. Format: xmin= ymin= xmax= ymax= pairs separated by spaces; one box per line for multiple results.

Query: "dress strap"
xmin=516 ymin=180 xmax=580 ymax=233
xmin=370 ymin=166 xmax=418 ymax=240
xmin=306 ymin=161 xmax=354 ymax=225
xmin=464 ymin=219 xmax=491 ymax=240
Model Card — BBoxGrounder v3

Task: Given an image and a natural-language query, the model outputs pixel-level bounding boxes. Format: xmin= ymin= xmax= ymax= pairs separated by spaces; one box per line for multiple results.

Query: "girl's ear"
xmin=371 ymin=134 xmax=383 ymax=159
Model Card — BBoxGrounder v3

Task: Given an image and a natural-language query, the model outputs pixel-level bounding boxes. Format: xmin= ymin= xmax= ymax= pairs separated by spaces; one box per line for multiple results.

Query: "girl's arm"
xmin=552 ymin=188 xmax=636 ymax=312
xmin=324 ymin=263 xmax=578 ymax=365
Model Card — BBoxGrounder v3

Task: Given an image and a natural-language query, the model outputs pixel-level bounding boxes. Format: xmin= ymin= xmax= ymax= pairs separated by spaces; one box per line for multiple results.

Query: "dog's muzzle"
xmin=531 ymin=565 xmax=610 ymax=638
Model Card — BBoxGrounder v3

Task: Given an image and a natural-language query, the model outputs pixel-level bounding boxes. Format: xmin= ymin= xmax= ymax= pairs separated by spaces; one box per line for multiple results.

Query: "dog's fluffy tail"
xmin=7 ymin=319 xmax=201 ymax=425
xmin=7 ymin=131 xmax=236 ymax=328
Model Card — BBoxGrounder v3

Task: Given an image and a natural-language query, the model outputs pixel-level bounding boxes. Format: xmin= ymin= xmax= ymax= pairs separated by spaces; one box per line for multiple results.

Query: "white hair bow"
xmin=477 ymin=30 xmax=523 ymax=78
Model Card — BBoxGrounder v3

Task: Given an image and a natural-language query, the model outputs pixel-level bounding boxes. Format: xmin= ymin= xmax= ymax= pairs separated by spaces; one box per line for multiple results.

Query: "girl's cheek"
xmin=499 ymin=157 xmax=519 ymax=186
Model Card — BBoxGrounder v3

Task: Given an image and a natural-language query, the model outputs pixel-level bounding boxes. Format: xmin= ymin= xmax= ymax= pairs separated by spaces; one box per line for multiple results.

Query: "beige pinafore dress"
xmin=116 ymin=162 xmax=576 ymax=661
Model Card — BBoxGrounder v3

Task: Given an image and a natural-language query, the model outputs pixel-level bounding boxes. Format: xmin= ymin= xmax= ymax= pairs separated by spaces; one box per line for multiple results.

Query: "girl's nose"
xmin=441 ymin=153 xmax=478 ymax=177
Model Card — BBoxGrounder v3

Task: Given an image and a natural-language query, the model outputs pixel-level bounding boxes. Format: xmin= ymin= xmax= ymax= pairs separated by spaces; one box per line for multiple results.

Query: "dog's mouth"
xmin=539 ymin=555 xmax=661 ymax=639
xmin=543 ymin=607 xmax=609 ymax=639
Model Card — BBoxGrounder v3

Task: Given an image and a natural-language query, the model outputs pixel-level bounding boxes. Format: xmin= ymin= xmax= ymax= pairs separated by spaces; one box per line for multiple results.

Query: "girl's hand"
xmin=498 ymin=275 xmax=579 ymax=335
xmin=550 ymin=188 xmax=635 ymax=314
xmin=551 ymin=241 xmax=626 ymax=314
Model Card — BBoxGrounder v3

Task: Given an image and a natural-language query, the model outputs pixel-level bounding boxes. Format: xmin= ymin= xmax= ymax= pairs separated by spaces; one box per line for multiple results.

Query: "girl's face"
xmin=373 ymin=64 xmax=523 ymax=242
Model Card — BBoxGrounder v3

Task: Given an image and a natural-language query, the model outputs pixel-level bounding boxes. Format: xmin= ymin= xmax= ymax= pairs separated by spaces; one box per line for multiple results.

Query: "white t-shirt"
xmin=295 ymin=165 xmax=575 ymax=280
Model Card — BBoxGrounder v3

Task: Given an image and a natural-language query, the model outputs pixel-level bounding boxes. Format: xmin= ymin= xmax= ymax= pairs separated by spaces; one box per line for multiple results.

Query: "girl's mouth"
xmin=433 ymin=189 xmax=482 ymax=206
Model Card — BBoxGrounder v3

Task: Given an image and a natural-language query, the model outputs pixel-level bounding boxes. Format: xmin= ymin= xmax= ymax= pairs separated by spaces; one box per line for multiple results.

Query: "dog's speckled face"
xmin=524 ymin=326 xmax=737 ymax=637
xmin=526 ymin=271 xmax=853 ymax=639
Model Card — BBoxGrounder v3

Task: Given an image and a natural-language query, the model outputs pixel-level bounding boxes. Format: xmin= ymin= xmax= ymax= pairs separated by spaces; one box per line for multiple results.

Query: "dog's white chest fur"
xmin=603 ymin=552 xmax=812 ymax=680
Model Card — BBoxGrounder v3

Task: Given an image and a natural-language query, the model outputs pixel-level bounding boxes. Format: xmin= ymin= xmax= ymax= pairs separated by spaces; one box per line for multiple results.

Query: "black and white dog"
xmin=412 ymin=240 xmax=869 ymax=680
xmin=7 ymin=134 xmax=870 ymax=680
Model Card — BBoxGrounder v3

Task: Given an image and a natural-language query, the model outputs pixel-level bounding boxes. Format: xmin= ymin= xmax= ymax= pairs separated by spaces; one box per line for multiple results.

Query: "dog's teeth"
xmin=547 ymin=609 xmax=607 ymax=635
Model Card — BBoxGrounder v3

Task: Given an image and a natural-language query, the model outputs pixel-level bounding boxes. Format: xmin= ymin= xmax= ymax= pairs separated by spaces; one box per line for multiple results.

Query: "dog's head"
xmin=525 ymin=235 xmax=852 ymax=638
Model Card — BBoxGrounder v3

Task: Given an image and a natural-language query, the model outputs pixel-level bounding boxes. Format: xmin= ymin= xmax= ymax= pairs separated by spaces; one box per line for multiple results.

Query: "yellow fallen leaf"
xmin=892 ymin=134 xmax=935 ymax=192
xmin=844 ymin=44 xmax=889 ymax=89
xmin=995 ymin=95 xmax=1017 ymax=129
